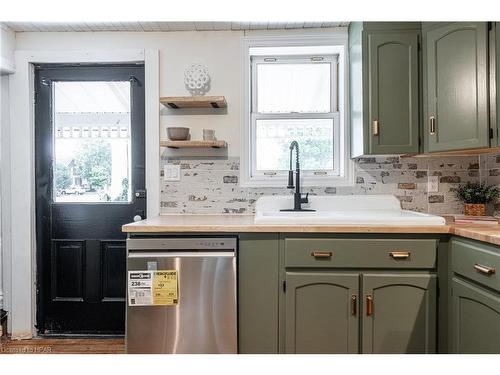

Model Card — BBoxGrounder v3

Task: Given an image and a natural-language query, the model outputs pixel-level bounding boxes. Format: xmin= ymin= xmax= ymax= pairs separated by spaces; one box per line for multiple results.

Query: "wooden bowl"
xmin=167 ymin=127 xmax=190 ymax=141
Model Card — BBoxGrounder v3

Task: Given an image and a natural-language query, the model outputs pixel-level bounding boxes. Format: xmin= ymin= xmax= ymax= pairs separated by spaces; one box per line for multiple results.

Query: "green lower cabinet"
xmin=238 ymin=234 xmax=280 ymax=354
xmin=362 ymin=274 xmax=437 ymax=353
xmin=451 ymin=277 xmax=500 ymax=353
xmin=284 ymin=272 xmax=359 ymax=354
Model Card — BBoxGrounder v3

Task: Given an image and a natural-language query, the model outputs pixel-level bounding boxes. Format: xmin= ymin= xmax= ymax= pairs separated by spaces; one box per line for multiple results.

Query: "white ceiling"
xmin=1 ymin=21 xmax=348 ymax=33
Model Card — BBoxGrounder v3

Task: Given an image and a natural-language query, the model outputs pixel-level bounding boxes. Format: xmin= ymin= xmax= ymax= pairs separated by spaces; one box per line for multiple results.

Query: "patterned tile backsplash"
xmin=160 ymin=153 xmax=500 ymax=216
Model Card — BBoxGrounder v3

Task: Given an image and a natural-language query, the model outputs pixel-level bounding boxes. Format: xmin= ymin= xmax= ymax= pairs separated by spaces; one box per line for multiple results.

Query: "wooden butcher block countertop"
xmin=122 ymin=214 xmax=452 ymax=234
xmin=122 ymin=215 xmax=500 ymax=246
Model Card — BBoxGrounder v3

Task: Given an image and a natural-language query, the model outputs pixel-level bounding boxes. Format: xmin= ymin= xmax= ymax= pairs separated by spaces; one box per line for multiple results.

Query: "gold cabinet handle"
xmin=474 ymin=263 xmax=496 ymax=276
xmin=389 ymin=251 xmax=411 ymax=260
xmin=366 ymin=295 xmax=373 ymax=316
xmin=372 ymin=120 xmax=380 ymax=136
xmin=310 ymin=251 xmax=333 ymax=258
xmin=429 ymin=116 xmax=436 ymax=135
xmin=351 ymin=294 xmax=357 ymax=316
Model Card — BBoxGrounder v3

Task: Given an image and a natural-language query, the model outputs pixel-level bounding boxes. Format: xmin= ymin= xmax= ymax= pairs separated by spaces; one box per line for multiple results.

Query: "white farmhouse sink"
xmin=254 ymin=195 xmax=446 ymax=225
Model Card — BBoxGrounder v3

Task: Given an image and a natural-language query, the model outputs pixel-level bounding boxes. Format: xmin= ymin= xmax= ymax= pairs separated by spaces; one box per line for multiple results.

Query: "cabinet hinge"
xmin=488 ymin=22 xmax=493 ymax=31
xmin=33 ymin=91 xmax=38 ymax=105
xmin=282 ymin=280 xmax=286 ymax=293
xmin=489 ymin=128 xmax=494 ymax=139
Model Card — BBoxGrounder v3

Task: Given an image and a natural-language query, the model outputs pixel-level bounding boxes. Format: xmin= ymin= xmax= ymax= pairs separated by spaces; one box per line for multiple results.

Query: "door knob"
xmin=133 ymin=215 xmax=143 ymax=222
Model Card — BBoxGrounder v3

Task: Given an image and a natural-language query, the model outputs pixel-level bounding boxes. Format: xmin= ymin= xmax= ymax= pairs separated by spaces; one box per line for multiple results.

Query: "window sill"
xmin=239 ymin=174 xmax=355 ymax=188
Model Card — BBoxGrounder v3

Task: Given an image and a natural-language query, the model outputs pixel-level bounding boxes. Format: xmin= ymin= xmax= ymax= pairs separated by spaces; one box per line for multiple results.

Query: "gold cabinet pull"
xmin=474 ymin=263 xmax=496 ymax=275
xmin=366 ymin=295 xmax=373 ymax=316
xmin=389 ymin=251 xmax=411 ymax=260
xmin=351 ymin=294 xmax=357 ymax=316
xmin=310 ymin=251 xmax=332 ymax=258
xmin=372 ymin=120 xmax=380 ymax=136
xmin=429 ymin=116 xmax=436 ymax=135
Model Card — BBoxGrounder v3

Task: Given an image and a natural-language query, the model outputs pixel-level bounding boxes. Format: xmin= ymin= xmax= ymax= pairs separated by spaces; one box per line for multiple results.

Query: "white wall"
xmin=15 ymin=28 xmax=343 ymax=158
xmin=0 ymin=24 xmax=15 ymax=312
xmin=1 ymin=25 xmax=16 ymax=72
xmin=0 ymin=76 xmax=7 ymax=310
xmin=16 ymin=31 xmax=243 ymax=157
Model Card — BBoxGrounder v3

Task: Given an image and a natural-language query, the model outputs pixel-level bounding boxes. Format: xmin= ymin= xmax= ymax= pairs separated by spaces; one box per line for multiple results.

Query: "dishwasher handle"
xmin=128 ymin=250 xmax=235 ymax=258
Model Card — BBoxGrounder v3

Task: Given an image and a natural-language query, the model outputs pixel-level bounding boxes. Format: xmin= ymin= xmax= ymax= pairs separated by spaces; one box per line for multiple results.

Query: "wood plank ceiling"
xmin=2 ymin=21 xmax=348 ymax=32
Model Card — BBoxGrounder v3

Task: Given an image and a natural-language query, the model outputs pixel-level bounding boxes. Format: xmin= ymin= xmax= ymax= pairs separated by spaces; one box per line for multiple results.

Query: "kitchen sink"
xmin=254 ymin=195 xmax=446 ymax=225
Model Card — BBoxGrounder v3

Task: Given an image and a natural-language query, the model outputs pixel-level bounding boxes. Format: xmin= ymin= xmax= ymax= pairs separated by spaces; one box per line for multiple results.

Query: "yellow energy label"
xmin=152 ymin=270 xmax=179 ymax=305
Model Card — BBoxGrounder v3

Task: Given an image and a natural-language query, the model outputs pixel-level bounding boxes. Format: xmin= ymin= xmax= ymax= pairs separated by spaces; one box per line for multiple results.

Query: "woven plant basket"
xmin=464 ymin=203 xmax=486 ymax=216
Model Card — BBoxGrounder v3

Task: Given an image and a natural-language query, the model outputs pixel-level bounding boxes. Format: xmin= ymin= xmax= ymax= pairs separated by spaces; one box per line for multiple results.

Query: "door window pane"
xmin=256 ymin=62 xmax=331 ymax=113
xmin=53 ymin=81 xmax=131 ymax=203
xmin=255 ymin=118 xmax=334 ymax=171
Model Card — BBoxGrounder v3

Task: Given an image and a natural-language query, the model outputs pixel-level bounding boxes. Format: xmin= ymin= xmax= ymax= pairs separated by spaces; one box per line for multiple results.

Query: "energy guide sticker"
xmin=128 ymin=270 xmax=178 ymax=306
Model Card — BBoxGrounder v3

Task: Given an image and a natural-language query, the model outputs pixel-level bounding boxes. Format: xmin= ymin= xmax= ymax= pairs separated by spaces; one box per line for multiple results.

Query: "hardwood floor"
xmin=0 ymin=338 xmax=125 ymax=354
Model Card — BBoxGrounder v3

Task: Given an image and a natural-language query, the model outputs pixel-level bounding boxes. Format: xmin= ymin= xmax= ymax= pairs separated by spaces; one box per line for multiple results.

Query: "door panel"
xmin=35 ymin=64 xmax=145 ymax=334
xmin=101 ymin=241 xmax=127 ymax=300
xmin=285 ymin=272 xmax=359 ymax=354
xmin=51 ymin=241 xmax=85 ymax=301
xmin=362 ymin=273 xmax=436 ymax=353
xmin=368 ymin=32 xmax=419 ymax=154
xmin=425 ymin=22 xmax=489 ymax=151
xmin=451 ymin=277 xmax=500 ymax=353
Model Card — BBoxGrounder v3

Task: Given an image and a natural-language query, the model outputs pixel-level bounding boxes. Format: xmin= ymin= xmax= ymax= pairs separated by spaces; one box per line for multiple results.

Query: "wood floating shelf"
xmin=160 ymin=140 xmax=227 ymax=149
xmin=160 ymin=96 xmax=227 ymax=109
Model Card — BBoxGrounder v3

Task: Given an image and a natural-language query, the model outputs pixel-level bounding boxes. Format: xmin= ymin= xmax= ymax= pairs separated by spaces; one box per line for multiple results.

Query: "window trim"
xmin=240 ymin=33 xmax=353 ymax=187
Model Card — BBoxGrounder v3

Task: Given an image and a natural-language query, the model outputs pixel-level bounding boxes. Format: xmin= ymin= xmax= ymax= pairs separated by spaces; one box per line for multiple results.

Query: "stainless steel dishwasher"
xmin=126 ymin=237 xmax=237 ymax=354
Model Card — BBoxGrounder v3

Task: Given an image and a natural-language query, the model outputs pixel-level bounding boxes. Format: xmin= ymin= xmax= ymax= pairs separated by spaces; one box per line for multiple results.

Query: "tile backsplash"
xmin=160 ymin=153 xmax=500 ymax=216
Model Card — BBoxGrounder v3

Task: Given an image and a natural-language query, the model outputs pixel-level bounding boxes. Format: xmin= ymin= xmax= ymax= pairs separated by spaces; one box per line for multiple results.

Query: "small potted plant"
xmin=454 ymin=182 xmax=499 ymax=216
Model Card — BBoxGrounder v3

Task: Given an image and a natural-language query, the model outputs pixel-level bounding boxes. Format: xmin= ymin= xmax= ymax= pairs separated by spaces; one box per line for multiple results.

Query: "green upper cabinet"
xmin=361 ymin=273 xmax=437 ymax=354
xmin=451 ymin=277 xmax=500 ymax=353
xmin=423 ymin=22 xmax=490 ymax=152
xmin=367 ymin=33 xmax=419 ymax=154
xmin=284 ymin=272 xmax=359 ymax=354
xmin=349 ymin=22 xmax=421 ymax=157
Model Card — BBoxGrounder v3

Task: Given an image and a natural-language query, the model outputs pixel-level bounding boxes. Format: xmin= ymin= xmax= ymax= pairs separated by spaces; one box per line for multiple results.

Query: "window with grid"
xmin=241 ymin=38 xmax=350 ymax=187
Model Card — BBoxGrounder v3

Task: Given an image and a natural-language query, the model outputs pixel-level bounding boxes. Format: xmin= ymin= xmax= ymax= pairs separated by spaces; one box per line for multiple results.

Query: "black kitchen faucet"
xmin=280 ymin=141 xmax=316 ymax=212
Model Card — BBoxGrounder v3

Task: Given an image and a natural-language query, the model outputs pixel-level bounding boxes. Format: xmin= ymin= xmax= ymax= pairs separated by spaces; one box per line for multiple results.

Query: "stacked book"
xmin=443 ymin=214 xmax=500 ymax=225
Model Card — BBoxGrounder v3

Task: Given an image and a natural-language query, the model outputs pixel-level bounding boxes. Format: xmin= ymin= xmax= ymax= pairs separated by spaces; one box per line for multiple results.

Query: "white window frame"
xmin=240 ymin=33 xmax=353 ymax=187
xmin=251 ymin=54 xmax=340 ymax=178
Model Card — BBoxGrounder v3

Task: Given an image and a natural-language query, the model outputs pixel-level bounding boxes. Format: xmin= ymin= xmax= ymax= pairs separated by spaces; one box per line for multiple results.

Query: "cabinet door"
xmin=285 ymin=272 xmax=359 ymax=354
xmin=238 ymin=234 xmax=280 ymax=354
xmin=451 ymin=277 xmax=500 ymax=353
xmin=367 ymin=31 xmax=420 ymax=154
xmin=362 ymin=273 xmax=437 ymax=353
xmin=425 ymin=22 xmax=489 ymax=152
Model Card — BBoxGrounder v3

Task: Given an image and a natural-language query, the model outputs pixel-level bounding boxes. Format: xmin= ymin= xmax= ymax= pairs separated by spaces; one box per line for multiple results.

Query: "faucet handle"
xmin=287 ymin=170 xmax=295 ymax=189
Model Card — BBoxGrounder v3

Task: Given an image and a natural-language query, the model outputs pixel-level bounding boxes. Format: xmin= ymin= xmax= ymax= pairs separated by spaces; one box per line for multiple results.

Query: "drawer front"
xmin=284 ymin=238 xmax=437 ymax=269
xmin=452 ymin=238 xmax=500 ymax=292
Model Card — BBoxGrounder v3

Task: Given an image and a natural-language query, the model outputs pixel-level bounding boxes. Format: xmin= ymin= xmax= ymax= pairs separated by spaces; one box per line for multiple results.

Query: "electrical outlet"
xmin=428 ymin=175 xmax=439 ymax=193
xmin=164 ymin=164 xmax=181 ymax=181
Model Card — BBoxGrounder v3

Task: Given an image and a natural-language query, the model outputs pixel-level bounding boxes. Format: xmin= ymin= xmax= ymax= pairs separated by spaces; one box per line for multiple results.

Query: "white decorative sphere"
xmin=184 ymin=64 xmax=211 ymax=96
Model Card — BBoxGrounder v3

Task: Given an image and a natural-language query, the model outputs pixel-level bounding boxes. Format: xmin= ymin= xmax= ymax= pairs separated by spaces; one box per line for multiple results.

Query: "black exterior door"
xmin=35 ymin=64 xmax=146 ymax=334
